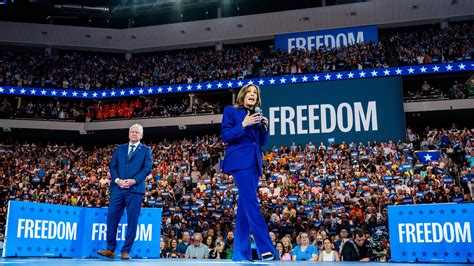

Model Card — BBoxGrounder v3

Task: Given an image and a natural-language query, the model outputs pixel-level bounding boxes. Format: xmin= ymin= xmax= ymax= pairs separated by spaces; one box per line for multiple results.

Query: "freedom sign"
xmin=3 ymin=200 xmax=162 ymax=258
xmin=275 ymin=25 xmax=378 ymax=53
xmin=261 ymin=77 xmax=405 ymax=147
xmin=388 ymin=203 xmax=474 ymax=263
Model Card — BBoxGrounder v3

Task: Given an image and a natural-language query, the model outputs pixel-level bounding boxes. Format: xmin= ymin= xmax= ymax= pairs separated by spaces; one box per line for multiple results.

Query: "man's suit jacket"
xmin=110 ymin=143 xmax=153 ymax=194
xmin=221 ymin=105 xmax=269 ymax=176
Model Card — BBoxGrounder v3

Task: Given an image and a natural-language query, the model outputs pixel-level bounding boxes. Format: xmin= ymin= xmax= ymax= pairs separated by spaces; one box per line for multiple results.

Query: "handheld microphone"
xmin=254 ymin=106 xmax=268 ymax=131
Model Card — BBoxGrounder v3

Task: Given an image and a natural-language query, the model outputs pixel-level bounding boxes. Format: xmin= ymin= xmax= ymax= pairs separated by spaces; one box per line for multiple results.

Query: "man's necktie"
xmin=128 ymin=144 xmax=135 ymax=160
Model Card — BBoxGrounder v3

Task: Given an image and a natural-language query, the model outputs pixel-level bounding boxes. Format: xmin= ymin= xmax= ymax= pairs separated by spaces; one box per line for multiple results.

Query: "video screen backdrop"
xmin=260 ymin=77 xmax=406 ymax=147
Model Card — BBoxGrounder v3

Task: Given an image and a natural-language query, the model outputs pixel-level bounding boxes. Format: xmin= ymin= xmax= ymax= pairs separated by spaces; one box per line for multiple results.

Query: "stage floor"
xmin=0 ymin=258 xmax=472 ymax=266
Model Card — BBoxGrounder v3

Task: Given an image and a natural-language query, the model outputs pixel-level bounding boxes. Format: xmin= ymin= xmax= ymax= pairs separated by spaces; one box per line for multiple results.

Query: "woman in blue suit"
xmin=221 ymin=84 xmax=277 ymax=261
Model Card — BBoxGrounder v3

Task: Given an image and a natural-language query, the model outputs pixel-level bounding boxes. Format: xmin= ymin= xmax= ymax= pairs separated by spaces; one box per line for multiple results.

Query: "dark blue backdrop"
xmin=260 ymin=77 xmax=405 ymax=147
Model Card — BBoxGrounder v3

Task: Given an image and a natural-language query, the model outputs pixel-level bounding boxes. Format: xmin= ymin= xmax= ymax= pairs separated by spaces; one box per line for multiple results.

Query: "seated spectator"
xmin=185 ymin=233 xmax=209 ymax=259
xmin=160 ymin=236 xmax=170 ymax=258
xmin=275 ymin=241 xmax=292 ymax=261
xmin=291 ymin=232 xmax=319 ymax=261
xmin=176 ymin=231 xmax=192 ymax=258
xmin=208 ymin=238 xmax=226 ymax=259
xmin=318 ymin=238 xmax=340 ymax=261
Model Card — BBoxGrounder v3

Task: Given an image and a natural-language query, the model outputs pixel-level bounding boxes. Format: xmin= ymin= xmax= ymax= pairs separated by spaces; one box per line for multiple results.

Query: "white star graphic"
xmin=371 ymin=70 xmax=378 ymax=77
xmin=20 ymin=89 xmax=26 ymax=94
xmin=247 ymin=80 xmax=253 ymax=85
xmin=432 ymin=66 xmax=440 ymax=72
xmin=408 ymin=67 xmax=414 ymax=74
xmin=302 ymin=76 xmax=308 ymax=82
xmin=217 ymin=83 xmax=223 ymax=88
xmin=237 ymin=81 xmax=243 ymax=87
xmin=72 ymin=91 xmax=78 ymax=97
xmin=424 ymin=154 xmax=432 ymax=162
xmin=196 ymin=84 xmax=202 ymax=90
xmin=325 ymin=74 xmax=331 ymax=80
xmin=458 ymin=63 xmax=465 ymax=70
xmin=280 ymin=77 xmax=286 ymax=83
xmin=82 ymin=92 xmax=88 ymax=97
xmin=395 ymin=68 xmax=402 ymax=75
xmin=420 ymin=66 xmax=427 ymax=73
xmin=227 ymin=82 xmax=233 ymax=87
xmin=110 ymin=91 xmax=116 ymax=96
xmin=446 ymin=65 xmax=453 ymax=71
xmin=101 ymin=92 xmax=107 ymax=97
xmin=92 ymin=92 xmax=98 ymax=97
xmin=347 ymin=72 xmax=354 ymax=78
xmin=129 ymin=89 xmax=135 ymax=95
xmin=31 ymin=89 xmax=37 ymax=95
xmin=61 ymin=91 xmax=67 ymax=96
xmin=138 ymin=89 xmax=144 ymax=94
xmin=206 ymin=83 xmax=212 ymax=89
xmin=291 ymin=77 xmax=297 ymax=82
xmin=383 ymin=69 xmax=390 ymax=76
xmin=313 ymin=75 xmax=320 ymax=81
xmin=120 ymin=90 xmax=125 ymax=95
xmin=167 ymin=87 xmax=173 ymax=92
xmin=41 ymin=90 xmax=46 ymax=95
xmin=177 ymin=86 xmax=182 ymax=91
xmin=158 ymin=87 xmax=163 ymax=93
xmin=148 ymin=88 xmax=153 ymax=93
xmin=186 ymin=85 xmax=192 ymax=91
xmin=359 ymin=71 xmax=366 ymax=77
xmin=336 ymin=73 xmax=342 ymax=79
xmin=10 ymin=88 xmax=16 ymax=93
xmin=51 ymin=90 xmax=57 ymax=96
xmin=269 ymin=79 xmax=275 ymax=84
xmin=258 ymin=79 xmax=264 ymax=85
xmin=0 ymin=87 xmax=3 ymax=93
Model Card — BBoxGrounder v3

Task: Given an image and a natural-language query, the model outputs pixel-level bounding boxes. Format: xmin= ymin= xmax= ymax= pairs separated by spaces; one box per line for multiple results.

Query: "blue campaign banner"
xmin=3 ymin=201 xmax=162 ymax=258
xmin=275 ymin=25 xmax=378 ymax=53
xmin=261 ymin=77 xmax=405 ymax=147
xmin=388 ymin=203 xmax=474 ymax=263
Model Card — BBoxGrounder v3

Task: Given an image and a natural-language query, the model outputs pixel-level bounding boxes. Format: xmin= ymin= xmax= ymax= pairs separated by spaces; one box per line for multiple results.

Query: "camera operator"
xmin=340 ymin=228 xmax=370 ymax=262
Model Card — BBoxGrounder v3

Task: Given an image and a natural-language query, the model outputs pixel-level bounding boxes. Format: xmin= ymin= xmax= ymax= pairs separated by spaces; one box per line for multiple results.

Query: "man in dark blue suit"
xmin=98 ymin=124 xmax=153 ymax=260
xmin=221 ymin=84 xmax=278 ymax=261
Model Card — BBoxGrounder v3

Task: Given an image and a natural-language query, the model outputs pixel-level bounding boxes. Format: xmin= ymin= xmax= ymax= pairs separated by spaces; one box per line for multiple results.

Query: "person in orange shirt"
xmin=96 ymin=109 xmax=104 ymax=120
xmin=349 ymin=203 xmax=364 ymax=222
xmin=109 ymin=107 xmax=116 ymax=119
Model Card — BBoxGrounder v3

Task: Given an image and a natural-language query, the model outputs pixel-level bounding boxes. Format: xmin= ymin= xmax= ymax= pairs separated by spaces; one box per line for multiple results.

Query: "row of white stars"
xmin=0 ymin=63 xmax=468 ymax=96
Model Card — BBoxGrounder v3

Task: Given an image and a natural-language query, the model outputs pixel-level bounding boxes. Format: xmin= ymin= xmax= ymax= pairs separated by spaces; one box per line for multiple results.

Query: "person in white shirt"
xmin=319 ymin=238 xmax=340 ymax=261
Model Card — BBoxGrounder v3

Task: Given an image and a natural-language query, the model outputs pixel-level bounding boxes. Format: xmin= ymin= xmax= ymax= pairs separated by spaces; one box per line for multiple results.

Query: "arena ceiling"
xmin=0 ymin=0 xmax=366 ymax=28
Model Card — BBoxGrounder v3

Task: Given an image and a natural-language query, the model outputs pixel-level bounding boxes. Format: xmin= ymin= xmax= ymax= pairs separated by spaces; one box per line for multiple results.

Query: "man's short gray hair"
xmin=129 ymin=124 xmax=144 ymax=135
